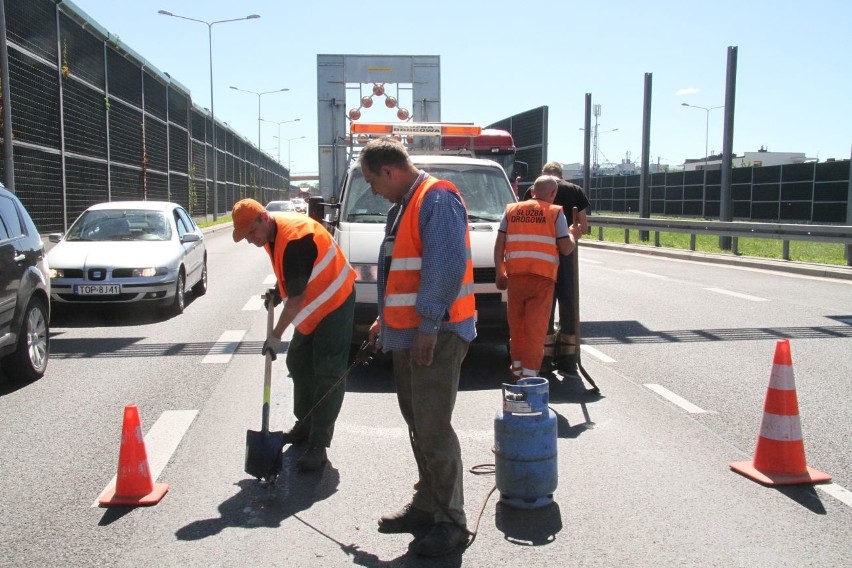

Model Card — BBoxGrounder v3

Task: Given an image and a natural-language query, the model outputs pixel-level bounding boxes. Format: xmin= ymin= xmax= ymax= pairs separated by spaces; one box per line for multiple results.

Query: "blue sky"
xmin=69 ymin=0 xmax=851 ymax=175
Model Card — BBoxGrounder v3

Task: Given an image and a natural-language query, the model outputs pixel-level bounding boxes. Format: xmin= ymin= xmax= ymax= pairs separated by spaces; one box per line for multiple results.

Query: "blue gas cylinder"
xmin=493 ymin=377 xmax=557 ymax=509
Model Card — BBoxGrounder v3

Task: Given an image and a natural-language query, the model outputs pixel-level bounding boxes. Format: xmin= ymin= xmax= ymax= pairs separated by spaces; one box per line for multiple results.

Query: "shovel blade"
xmin=245 ymin=429 xmax=285 ymax=481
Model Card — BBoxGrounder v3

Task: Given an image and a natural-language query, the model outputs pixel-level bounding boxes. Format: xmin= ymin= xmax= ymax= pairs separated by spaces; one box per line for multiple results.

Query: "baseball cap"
xmin=232 ymin=198 xmax=264 ymax=242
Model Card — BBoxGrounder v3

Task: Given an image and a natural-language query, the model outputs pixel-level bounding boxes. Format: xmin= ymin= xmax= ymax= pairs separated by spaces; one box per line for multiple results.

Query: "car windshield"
xmin=267 ymin=201 xmax=293 ymax=212
xmin=343 ymin=164 xmax=515 ymax=223
xmin=65 ymin=209 xmax=172 ymax=242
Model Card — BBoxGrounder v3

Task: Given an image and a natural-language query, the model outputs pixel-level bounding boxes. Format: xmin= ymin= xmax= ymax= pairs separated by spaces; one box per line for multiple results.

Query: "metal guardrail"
xmin=586 ymin=215 xmax=852 ymax=266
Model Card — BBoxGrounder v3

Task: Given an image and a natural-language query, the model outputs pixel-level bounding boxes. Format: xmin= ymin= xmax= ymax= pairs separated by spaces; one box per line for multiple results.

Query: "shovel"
xmin=245 ymin=296 xmax=285 ymax=482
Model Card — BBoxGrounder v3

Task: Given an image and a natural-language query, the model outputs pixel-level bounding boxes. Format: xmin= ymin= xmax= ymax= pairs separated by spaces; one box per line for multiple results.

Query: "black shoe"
xmin=377 ymin=503 xmax=433 ymax=534
xmin=555 ymin=355 xmax=578 ymax=374
xmin=296 ymin=444 xmax=327 ymax=472
xmin=414 ymin=522 xmax=469 ymax=557
xmin=282 ymin=425 xmax=309 ymax=445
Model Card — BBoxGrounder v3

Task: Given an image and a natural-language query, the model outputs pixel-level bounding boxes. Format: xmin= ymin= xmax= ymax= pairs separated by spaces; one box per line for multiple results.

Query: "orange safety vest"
xmin=503 ymin=199 xmax=562 ymax=280
xmin=265 ymin=213 xmax=356 ymax=335
xmin=383 ymin=177 xmax=475 ymax=330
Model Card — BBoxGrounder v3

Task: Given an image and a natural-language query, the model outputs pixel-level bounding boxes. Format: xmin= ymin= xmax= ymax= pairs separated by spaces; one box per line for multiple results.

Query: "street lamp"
xmin=158 ymin=9 xmax=260 ymax=221
xmin=287 ymin=136 xmax=306 ymax=174
xmin=681 ymin=103 xmax=723 ymax=171
xmin=261 ymin=118 xmax=300 ymax=164
xmin=229 ymin=86 xmax=289 ymax=201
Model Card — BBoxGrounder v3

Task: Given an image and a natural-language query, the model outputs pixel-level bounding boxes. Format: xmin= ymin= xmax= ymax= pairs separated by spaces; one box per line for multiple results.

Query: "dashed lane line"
xmin=644 ymin=384 xmax=709 ymax=414
xmin=580 ymin=344 xmax=617 ymax=363
xmin=242 ymin=296 xmax=264 ymax=311
xmin=626 ymin=269 xmax=670 ymax=280
xmin=93 ymin=410 xmax=198 ymax=507
xmin=704 ymin=287 xmax=769 ymax=302
xmin=817 ymin=483 xmax=852 ymax=509
xmin=202 ymin=330 xmax=247 ymax=364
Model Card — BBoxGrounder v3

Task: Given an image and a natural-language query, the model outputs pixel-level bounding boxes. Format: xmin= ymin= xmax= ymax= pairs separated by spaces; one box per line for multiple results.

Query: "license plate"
xmin=75 ymin=284 xmax=121 ymax=295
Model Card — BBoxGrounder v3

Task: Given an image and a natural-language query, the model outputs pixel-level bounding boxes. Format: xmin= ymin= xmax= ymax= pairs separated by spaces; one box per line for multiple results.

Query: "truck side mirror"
xmin=308 ymin=196 xmax=325 ymax=222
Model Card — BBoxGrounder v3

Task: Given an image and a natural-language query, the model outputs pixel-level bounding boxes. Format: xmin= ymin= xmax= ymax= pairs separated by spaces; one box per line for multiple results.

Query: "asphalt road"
xmin=1 ymin=229 xmax=850 ymax=567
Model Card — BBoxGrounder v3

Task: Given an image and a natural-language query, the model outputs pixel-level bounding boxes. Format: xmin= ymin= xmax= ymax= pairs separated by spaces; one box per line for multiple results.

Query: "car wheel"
xmin=170 ymin=271 xmax=186 ymax=315
xmin=1 ymin=296 xmax=49 ymax=382
xmin=192 ymin=259 xmax=208 ymax=296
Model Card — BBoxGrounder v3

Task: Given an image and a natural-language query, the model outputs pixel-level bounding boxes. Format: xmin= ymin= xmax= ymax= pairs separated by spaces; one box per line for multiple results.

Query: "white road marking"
xmin=93 ymin=409 xmax=198 ymax=507
xmin=817 ymin=483 xmax=852 ymax=509
xmin=626 ymin=269 xmax=669 ymax=279
xmin=644 ymin=384 xmax=709 ymax=413
xmin=263 ymin=274 xmax=276 ymax=285
xmin=202 ymin=330 xmax=247 ymax=364
xmin=704 ymin=287 xmax=769 ymax=302
xmin=580 ymin=344 xmax=617 ymax=363
xmin=579 ymin=258 xmax=602 ymax=264
xmin=242 ymin=296 xmax=264 ymax=311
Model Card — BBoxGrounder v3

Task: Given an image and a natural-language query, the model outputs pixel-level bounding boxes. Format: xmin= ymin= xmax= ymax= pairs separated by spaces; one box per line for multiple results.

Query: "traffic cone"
xmin=730 ymin=340 xmax=831 ymax=486
xmin=98 ymin=404 xmax=169 ymax=506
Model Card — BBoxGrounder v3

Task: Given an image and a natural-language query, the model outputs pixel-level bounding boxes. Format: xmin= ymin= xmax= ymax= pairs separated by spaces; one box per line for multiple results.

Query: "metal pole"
xmin=719 ymin=46 xmax=738 ymax=249
xmin=639 ymin=73 xmax=652 ymax=241
xmin=208 ymin=24 xmax=217 ymax=220
xmin=0 ymin=0 xmax=15 ymax=192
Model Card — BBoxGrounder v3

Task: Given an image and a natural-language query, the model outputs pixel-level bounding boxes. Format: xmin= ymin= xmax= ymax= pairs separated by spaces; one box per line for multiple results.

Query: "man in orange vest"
xmin=496 ymin=175 xmax=580 ymax=379
xmin=362 ymin=137 xmax=475 ymax=557
xmin=232 ymin=199 xmax=356 ymax=472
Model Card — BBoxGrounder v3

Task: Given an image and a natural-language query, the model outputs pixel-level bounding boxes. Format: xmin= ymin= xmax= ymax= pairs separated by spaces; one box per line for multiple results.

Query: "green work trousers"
xmin=285 ymin=290 xmax=355 ymax=447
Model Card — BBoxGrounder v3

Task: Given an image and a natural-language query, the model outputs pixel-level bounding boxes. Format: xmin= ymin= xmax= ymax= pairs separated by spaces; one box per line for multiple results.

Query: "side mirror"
xmin=513 ymin=160 xmax=529 ymax=180
xmin=308 ymin=196 xmax=325 ymax=222
xmin=180 ymin=233 xmax=200 ymax=243
xmin=48 ymin=233 xmax=64 ymax=243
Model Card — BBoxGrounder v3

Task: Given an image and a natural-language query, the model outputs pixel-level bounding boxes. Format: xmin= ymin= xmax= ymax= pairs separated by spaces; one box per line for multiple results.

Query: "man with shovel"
xmin=233 ymin=198 xmax=356 ymax=472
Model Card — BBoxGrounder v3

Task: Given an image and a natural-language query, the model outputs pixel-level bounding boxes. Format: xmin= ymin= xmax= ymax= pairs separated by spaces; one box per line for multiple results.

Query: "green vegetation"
xmin=197 ymin=215 xmax=231 ymax=230
xmin=589 ymin=225 xmax=847 ymax=266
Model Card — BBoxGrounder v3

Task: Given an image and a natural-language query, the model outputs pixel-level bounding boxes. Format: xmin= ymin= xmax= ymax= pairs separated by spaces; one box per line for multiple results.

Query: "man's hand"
xmin=411 ymin=332 xmax=437 ymax=366
xmin=367 ymin=318 xmax=382 ymax=352
xmin=262 ymin=335 xmax=282 ymax=361
xmin=496 ymin=271 xmax=508 ymax=291
xmin=264 ymin=287 xmax=282 ymax=310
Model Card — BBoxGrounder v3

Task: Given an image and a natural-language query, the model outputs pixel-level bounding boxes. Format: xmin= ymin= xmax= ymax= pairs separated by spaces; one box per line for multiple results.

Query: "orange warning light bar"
xmin=350 ymin=122 xmax=482 ymax=138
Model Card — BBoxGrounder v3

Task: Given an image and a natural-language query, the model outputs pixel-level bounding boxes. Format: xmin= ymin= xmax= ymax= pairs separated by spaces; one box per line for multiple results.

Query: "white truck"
xmin=315 ymin=134 xmax=517 ymax=345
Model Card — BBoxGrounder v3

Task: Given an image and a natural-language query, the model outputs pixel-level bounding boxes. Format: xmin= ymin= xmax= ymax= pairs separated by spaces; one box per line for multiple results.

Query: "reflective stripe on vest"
xmin=383 ymin=177 xmax=475 ymax=329
xmin=266 ymin=213 xmax=356 ymax=334
xmin=503 ymin=200 xmax=561 ymax=280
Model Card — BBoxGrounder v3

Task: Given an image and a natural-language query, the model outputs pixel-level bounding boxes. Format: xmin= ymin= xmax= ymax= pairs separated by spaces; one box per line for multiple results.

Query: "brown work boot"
xmin=414 ymin=522 xmax=469 ymax=557
xmin=377 ymin=503 xmax=433 ymax=533
xmin=296 ymin=444 xmax=327 ymax=472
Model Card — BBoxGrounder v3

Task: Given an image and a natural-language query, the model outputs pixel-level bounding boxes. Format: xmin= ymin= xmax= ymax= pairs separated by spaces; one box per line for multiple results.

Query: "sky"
xmin=67 ymin=0 xmax=851 ymax=176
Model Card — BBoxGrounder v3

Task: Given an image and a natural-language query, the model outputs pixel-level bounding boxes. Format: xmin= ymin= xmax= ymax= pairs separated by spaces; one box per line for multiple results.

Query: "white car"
xmin=47 ymin=201 xmax=207 ymax=315
xmin=291 ymin=198 xmax=308 ymax=213
xmin=266 ymin=200 xmax=295 ymax=213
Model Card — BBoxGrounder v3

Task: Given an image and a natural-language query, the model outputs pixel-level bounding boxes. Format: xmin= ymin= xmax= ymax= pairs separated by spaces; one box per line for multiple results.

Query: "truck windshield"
xmin=343 ymin=165 xmax=515 ymax=223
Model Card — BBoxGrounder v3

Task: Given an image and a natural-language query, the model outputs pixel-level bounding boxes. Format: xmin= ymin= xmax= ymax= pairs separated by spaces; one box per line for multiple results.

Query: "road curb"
xmin=579 ymin=238 xmax=852 ymax=281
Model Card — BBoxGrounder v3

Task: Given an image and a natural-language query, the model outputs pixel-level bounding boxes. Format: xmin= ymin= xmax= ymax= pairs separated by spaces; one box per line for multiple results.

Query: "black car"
xmin=0 ymin=184 xmax=50 ymax=381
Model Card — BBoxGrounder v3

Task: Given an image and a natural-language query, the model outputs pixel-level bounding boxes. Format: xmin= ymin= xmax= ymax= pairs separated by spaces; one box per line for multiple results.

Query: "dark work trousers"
xmin=285 ymin=290 xmax=355 ymax=448
xmin=547 ymin=252 xmax=576 ymax=336
xmin=392 ymin=332 xmax=469 ymax=527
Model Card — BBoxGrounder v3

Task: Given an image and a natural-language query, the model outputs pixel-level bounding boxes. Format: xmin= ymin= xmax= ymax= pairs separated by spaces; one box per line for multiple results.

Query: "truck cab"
xmin=323 ymin=154 xmax=517 ymax=344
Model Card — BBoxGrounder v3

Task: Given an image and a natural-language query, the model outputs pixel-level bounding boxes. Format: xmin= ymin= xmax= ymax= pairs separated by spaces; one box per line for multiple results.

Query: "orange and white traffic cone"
xmin=98 ymin=404 xmax=169 ymax=506
xmin=730 ymin=339 xmax=831 ymax=486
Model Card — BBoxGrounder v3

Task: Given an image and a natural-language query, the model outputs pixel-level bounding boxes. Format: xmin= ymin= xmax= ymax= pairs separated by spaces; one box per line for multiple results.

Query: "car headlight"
xmin=49 ymin=268 xmax=64 ymax=278
xmin=351 ymin=263 xmax=378 ymax=282
xmin=132 ymin=267 xmax=158 ymax=277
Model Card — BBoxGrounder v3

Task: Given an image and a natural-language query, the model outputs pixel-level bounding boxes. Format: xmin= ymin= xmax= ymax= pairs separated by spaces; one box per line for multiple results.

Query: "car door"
xmin=0 ymin=194 xmax=23 ymax=338
xmin=173 ymin=207 xmax=202 ymax=284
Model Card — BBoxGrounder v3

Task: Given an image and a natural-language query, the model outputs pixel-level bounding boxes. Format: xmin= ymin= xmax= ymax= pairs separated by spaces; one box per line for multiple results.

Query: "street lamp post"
xmin=261 ymin=118 xmax=300 ymax=165
xmin=230 ymin=86 xmax=289 ymax=203
xmin=287 ymin=136 xmax=305 ymax=175
xmin=158 ymin=9 xmax=260 ymax=221
xmin=681 ymin=103 xmax=723 ymax=172
xmin=681 ymin=103 xmax=723 ymax=217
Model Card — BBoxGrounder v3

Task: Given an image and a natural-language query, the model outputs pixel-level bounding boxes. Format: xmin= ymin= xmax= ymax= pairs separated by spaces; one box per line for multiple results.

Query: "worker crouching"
xmin=494 ymin=176 xmax=580 ymax=379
